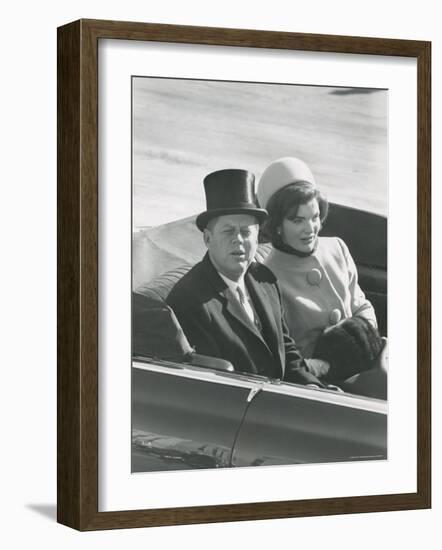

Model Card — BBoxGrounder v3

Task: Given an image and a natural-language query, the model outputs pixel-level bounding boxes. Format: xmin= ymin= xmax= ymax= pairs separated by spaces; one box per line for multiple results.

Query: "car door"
xmin=132 ymin=360 xmax=266 ymax=472
xmin=231 ymin=380 xmax=387 ymax=467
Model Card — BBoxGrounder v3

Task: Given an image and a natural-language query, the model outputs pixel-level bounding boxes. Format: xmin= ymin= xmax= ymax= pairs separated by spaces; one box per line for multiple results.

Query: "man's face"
xmin=204 ymin=213 xmax=259 ymax=281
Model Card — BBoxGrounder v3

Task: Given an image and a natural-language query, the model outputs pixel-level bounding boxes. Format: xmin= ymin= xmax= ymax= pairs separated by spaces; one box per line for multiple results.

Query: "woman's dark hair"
xmin=260 ymin=181 xmax=329 ymax=245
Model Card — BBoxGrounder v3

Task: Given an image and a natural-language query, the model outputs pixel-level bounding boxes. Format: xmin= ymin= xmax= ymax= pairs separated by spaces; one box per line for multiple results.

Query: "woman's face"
xmin=280 ymin=198 xmax=321 ymax=253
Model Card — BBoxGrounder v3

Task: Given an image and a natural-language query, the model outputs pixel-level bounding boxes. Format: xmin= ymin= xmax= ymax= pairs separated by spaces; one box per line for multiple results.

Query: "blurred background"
xmin=132 ymin=77 xmax=387 ymax=285
xmin=133 ymin=77 xmax=387 ymax=228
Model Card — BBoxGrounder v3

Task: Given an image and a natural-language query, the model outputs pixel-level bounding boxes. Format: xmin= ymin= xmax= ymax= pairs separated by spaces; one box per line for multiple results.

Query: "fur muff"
xmin=313 ymin=316 xmax=383 ymax=383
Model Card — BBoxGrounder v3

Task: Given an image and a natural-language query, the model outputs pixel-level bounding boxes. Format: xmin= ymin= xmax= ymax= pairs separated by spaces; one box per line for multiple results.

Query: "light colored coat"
xmin=263 ymin=237 xmax=377 ymax=358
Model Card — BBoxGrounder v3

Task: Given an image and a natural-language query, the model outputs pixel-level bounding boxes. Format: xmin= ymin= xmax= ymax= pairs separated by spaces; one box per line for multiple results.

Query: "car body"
xmin=131 ymin=202 xmax=387 ymax=472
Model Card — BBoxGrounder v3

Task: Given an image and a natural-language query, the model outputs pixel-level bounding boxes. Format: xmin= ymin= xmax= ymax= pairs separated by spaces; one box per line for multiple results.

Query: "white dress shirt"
xmin=217 ymin=272 xmax=255 ymax=323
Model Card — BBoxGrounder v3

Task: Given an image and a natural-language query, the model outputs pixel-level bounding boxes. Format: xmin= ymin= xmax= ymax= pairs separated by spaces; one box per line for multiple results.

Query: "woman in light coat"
xmin=257 ymin=157 xmax=387 ymax=397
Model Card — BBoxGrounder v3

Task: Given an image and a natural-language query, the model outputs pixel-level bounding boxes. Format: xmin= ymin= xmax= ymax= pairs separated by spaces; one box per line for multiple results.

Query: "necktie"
xmin=236 ymin=286 xmax=255 ymax=323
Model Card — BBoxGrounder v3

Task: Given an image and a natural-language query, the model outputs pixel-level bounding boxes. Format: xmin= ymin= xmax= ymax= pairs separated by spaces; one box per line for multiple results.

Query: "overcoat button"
xmin=307 ymin=268 xmax=322 ymax=286
xmin=329 ymin=309 xmax=342 ymax=325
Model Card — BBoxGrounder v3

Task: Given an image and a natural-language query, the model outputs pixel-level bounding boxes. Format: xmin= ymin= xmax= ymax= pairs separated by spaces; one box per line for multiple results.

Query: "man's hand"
xmin=326 ymin=384 xmax=344 ymax=393
xmin=306 ymin=383 xmax=321 ymax=390
xmin=305 ymin=358 xmax=330 ymax=378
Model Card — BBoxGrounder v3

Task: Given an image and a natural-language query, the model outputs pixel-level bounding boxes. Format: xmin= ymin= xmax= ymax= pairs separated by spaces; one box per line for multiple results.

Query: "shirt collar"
xmin=217 ymin=271 xmax=246 ymax=295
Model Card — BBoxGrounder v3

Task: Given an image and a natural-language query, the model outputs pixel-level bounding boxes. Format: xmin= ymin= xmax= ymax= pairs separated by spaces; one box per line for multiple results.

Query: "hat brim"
xmin=196 ymin=208 xmax=268 ymax=232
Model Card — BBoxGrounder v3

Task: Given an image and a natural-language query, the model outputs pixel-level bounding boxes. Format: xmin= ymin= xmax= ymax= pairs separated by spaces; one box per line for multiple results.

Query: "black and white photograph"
xmin=131 ymin=76 xmax=389 ymax=473
xmin=2 ymin=0 xmax=436 ymax=543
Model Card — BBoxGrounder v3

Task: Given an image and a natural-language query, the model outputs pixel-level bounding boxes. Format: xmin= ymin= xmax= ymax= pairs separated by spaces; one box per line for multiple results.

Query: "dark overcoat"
xmin=167 ymin=253 xmax=323 ymax=386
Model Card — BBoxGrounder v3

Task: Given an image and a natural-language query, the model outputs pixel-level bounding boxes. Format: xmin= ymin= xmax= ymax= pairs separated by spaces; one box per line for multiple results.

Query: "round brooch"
xmin=329 ymin=308 xmax=342 ymax=325
xmin=306 ymin=268 xmax=322 ymax=286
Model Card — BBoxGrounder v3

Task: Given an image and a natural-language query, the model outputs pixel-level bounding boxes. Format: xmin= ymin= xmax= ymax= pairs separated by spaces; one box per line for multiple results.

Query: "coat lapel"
xmin=224 ymin=287 xmax=264 ymax=340
xmin=201 ymin=254 xmax=269 ymax=343
xmin=246 ymin=263 xmax=282 ymax=365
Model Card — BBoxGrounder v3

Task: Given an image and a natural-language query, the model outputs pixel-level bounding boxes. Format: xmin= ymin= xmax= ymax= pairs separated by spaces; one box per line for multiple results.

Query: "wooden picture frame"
xmin=57 ymin=18 xmax=431 ymax=531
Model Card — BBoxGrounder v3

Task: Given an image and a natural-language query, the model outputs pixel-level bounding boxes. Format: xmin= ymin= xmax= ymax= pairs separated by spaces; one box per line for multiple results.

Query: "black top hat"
xmin=196 ymin=169 xmax=268 ymax=231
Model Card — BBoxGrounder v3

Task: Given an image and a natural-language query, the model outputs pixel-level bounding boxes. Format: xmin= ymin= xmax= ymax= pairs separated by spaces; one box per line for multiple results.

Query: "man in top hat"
xmin=167 ymin=169 xmax=325 ymax=385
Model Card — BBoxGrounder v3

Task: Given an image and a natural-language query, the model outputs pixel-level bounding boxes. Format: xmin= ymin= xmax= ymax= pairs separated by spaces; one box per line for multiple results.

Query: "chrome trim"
xmin=133 ymin=360 xmax=259 ymax=390
xmin=246 ymin=385 xmax=263 ymax=403
xmin=133 ymin=360 xmax=387 ymax=413
xmin=261 ymin=383 xmax=387 ymax=414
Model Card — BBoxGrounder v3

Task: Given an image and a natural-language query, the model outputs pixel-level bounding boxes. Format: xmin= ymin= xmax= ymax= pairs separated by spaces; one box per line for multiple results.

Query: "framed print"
xmin=57 ymin=19 xmax=431 ymax=530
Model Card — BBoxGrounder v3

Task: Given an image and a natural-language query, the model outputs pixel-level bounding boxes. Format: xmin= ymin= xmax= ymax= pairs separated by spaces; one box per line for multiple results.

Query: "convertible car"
xmin=131 ymin=203 xmax=387 ymax=472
